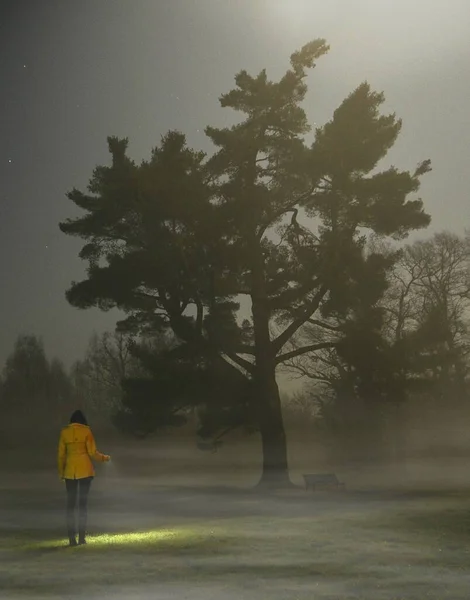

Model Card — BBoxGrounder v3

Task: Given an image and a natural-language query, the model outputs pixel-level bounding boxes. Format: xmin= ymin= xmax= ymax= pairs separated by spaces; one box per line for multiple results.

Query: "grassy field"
xmin=1 ymin=472 xmax=470 ymax=599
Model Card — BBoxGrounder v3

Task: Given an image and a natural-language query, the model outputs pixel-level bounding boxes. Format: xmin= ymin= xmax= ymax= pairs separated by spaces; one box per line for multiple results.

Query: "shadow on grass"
xmin=0 ymin=558 xmax=402 ymax=598
xmin=390 ymin=505 xmax=470 ymax=542
xmin=6 ymin=555 xmax=467 ymax=600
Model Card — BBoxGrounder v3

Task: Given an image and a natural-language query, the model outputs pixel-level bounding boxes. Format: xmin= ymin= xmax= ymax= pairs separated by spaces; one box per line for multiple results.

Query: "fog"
xmin=3 ymin=2 xmax=470 ymax=596
xmin=2 ymin=411 xmax=470 ymax=599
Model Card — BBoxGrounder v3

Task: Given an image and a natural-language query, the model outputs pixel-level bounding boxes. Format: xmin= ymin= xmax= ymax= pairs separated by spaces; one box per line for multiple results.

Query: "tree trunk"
xmin=249 ymin=234 xmax=291 ymax=488
xmin=256 ymin=372 xmax=291 ymax=487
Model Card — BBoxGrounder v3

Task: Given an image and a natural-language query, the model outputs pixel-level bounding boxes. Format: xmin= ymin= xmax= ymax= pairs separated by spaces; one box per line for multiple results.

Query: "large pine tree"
xmin=60 ymin=40 xmax=431 ymax=486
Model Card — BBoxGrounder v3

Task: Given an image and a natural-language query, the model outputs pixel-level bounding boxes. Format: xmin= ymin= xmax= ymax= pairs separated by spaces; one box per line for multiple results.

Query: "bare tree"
xmin=71 ymin=331 xmax=142 ymax=420
xmin=385 ymin=232 xmax=470 ymax=391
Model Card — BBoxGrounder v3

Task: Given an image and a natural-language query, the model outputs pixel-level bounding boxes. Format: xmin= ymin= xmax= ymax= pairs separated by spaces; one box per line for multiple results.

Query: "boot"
xmin=78 ymin=514 xmax=87 ymax=545
xmin=67 ymin=511 xmax=77 ymax=546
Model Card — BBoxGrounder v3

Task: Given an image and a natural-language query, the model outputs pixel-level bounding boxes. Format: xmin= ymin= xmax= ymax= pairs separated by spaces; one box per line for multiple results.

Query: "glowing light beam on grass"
xmin=85 ymin=529 xmax=179 ymax=546
xmin=23 ymin=528 xmax=204 ymax=550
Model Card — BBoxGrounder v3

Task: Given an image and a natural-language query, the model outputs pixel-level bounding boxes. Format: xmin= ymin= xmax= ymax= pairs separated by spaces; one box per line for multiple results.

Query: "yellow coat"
xmin=58 ymin=423 xmax=108 ymax=479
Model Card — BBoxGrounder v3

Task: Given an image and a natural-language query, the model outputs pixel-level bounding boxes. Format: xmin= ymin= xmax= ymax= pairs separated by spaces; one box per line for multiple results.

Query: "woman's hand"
xmin=104 ymin=455 xmax=111 ymax=462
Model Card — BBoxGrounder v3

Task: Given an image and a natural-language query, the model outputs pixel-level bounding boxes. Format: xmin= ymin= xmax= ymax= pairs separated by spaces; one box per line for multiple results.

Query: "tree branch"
xmin=256 ymin=186 xmax=317 ymax=240
xmin=275 ymin=341 xmax=337 ymax=365
xmin=307 ymin=319 xmax=341 ymax=333
xmin=269 ymin=278 xmax=321 ymax=310
xmin=271 ymin=286 xmax=328 ymax=354
xmin=231 ymin=344 xmax=256 ymax=355
xmin=195 ymin=297 xmax=204 ymax=335
xmin=222 ymin=352 xmax=255 ymax=375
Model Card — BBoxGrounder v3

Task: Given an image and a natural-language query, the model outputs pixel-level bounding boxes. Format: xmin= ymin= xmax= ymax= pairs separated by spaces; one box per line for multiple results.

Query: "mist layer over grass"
xmin=2 ymin=460 xmax=470 ymax=599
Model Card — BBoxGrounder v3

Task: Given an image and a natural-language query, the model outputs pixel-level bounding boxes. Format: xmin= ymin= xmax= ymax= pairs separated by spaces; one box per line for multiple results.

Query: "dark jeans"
xmin=65 ymin=477 xmax=93 ymax=541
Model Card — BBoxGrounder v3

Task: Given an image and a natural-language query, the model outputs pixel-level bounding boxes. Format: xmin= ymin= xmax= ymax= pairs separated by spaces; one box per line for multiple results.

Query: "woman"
xmin=58 ymin=410 xmax=110 ymax=546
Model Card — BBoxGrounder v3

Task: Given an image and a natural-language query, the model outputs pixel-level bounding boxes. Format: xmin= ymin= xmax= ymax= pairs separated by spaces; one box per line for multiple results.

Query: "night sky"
xmin=1 ymin=0 xmax=469 ymax=368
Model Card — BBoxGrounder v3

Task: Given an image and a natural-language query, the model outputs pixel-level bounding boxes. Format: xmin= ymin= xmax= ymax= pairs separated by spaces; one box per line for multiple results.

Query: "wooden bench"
xmin=303 ymin=473 xmax=345 ymax=491
xmin=196 ymin=440 xmax=223 ymax=453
